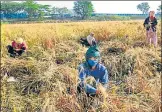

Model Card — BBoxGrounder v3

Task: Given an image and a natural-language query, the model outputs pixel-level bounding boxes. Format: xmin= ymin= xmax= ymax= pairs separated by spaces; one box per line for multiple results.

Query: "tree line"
xmin=137 ymin=2 xmax=161 ymax=14
xmin=1 ymin=0 xmax=161 ymax=20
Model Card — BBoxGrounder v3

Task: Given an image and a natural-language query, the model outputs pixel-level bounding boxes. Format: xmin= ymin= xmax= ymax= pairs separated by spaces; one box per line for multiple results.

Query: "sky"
xmin=36 ymin=1 xmax=161 ymax=14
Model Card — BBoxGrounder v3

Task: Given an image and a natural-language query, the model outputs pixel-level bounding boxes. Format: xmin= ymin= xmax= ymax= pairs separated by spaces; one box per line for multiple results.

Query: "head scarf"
xmin=85 ymin=45 xmax=100 ymax=61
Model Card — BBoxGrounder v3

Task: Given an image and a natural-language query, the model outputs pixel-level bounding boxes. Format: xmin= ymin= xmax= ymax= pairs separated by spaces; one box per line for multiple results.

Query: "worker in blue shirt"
xmin=77 ymin=45 xmax=108 ymax=96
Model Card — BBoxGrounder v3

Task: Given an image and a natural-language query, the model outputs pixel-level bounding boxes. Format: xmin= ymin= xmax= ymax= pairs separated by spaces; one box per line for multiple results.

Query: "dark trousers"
xmin=7 ymin=45 xmax=25 ymax=57
xmin=80 ymin=38 xmax=97 ymax=47
xmin=80 ymin=38 xmax=90 ymax=46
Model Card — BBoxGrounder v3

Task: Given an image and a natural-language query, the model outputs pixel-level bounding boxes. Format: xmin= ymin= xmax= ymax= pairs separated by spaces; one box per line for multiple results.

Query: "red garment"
xmin=12 ymin=41 xmax=27 ymax=50
xmin=150 ymin=16 xmax=154 ymax=21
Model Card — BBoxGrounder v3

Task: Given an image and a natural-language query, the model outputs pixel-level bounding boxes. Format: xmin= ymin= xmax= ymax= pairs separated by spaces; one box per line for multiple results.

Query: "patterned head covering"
xmin=85 ymin=45 xmax=100 ymax=61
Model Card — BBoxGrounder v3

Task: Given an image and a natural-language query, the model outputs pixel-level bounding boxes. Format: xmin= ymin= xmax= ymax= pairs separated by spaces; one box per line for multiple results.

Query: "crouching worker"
xmin=77 ymin=45 xmax=108 ymax=97
xmin=7 ymin=38 xmax=27 ymax=58
xmin=80 ymin=32 xmax=97 ymax=47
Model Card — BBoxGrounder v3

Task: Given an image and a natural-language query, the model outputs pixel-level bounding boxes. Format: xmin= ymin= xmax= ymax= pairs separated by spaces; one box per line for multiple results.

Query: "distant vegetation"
xmin=1 ymin=0 xmax=161 ymax=23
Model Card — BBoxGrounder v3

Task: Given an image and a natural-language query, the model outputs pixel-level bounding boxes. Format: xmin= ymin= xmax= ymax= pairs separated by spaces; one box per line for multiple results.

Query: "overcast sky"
xmin=16 ymin=1 xmax=161 ymax=14
xmin=37 ymin=1 xmax=161 ymax=14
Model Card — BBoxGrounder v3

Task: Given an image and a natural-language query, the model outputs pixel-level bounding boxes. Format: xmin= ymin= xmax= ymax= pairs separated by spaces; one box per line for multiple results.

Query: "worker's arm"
xmin=85 ymin=84 xmax=97 ymax=94
xmin=15 ymin=47 xmax=26 ymax=51
xmin=78 ymin=64 xmax=86 ymax=83
xmin=22 ymin=42 xmax=27 ymax=51
xmin=78 ymin=64 xmax=97 ymax=94
xmin=100 ymin=68 xmax=109 ymax=88
xmin=15 ymin=43 xmax=27 ymax=52
xmin=12 ymin=41 xmax=17 ymax=50
xmin=151 ymin=17 xmax=158 ymax=27
xmin=143 ymin=17 xmax=149 ymax=28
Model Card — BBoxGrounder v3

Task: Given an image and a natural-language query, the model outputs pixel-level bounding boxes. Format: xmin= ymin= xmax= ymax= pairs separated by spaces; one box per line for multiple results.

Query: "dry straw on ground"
xmin=1 ymin=21 xmax=161 ymax=112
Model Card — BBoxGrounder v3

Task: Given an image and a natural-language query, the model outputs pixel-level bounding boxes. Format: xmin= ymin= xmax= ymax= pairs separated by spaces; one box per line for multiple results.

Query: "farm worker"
xmin=77 ymin=45 xmax=108 ymax=96
xmin=143 ymin=11 xmax=158 ymax=47
xmin=7 ymin=37 xmax=27 ymax=58
xmin=80 ymin=32 xmax=97 ymax=47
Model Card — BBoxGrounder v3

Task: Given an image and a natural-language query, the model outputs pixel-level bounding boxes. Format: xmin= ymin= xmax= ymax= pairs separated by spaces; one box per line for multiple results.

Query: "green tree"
xmin=52 ymin=7 xmax=69 ymax=14
xmin=52 ymin=7 xmax=71 ymax=18
xmin=23 ymin=0 xmax=39 ymax=19
xmin=1 ymin=1 xmax=25 ymax=15
xmin=137 ymin=2 xmax=150 ymax=14
xmin=1 ymin=0 xmax=51 ymax=20
xmin=23 ymin=0 xmax=51 ymax=20
xmin=73 ymin=1 xmax=94 ymax=19
xmin=52 ymin=7 xmax=59 ymax=14
xmin=37 ymin=4 xmax=51 ymax=20
xmin=157 ymin=5 xmax=162 ymax=14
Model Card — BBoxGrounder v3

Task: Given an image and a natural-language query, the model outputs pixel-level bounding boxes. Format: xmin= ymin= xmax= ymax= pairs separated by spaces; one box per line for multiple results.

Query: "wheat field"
xmin=1 ymin=21 xmax=161 ymax=112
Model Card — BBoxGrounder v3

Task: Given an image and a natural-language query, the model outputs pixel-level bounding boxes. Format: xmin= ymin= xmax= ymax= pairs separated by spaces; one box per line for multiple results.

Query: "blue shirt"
xmin=78 ymin=62 xmax=108 ymax=94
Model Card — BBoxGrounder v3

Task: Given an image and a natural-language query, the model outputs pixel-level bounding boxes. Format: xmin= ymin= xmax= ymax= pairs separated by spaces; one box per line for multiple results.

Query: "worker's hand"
xmin=145 ymin=24 xmax=149 ymax=28
xmin=15 ymin=49 xmax=21 ymax=51
xmin=15 ymin=49 xmax=19 ymax=51
xmin=96 ymin=90 xmax=101 ymax=94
